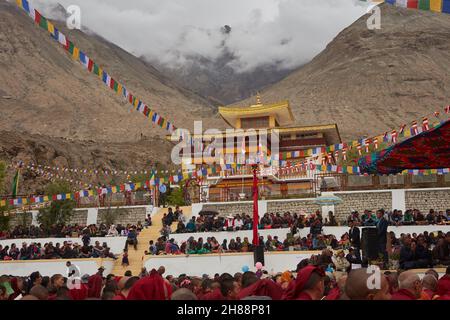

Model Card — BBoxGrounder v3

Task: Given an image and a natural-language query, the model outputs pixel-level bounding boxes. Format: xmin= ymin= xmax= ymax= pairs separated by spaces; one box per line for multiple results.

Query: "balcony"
xmin=279 ymin=138 xmax=326 ymax=150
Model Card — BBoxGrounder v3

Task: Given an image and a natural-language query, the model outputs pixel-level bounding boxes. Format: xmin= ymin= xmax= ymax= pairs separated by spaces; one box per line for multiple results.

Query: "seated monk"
xmin=282 ymin=266 xmax=326 ymax=300
xmin=237 ymin=278 xmax=283 ymax=300
xmin=344 ymin=269 xmax=391 ymax=300
xmin=127 ymin=270 xmax=172 ymax=300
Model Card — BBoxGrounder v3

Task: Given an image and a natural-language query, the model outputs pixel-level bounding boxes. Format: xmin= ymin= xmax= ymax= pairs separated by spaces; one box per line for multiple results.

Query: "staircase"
xmin=109 ymin=206 xmax=191 ymax=276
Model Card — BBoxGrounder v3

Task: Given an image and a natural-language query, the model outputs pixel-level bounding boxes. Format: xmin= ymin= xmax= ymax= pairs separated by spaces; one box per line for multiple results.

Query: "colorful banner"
xmin=280 ymin=106 xmax=450 ymax=160
xmin=362 ymin=0 xmax=448 ymax=13
xmin=14 ymin=0 xmax=176 ymax=133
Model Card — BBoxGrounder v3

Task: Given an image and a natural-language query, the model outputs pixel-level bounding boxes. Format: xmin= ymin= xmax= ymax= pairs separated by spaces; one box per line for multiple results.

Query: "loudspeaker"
xmin=253 ymin=245 xmax=265 ymax=266
xmin=362 ymin=227 xmax=378 ymax=260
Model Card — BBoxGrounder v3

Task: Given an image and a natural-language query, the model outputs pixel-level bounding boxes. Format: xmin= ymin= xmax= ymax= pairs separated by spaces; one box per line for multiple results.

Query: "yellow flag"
xmin=430 ymin=0 xmax=443 ymax=12
xmin=66 ymin=193 xmax=72 ymax=199
xmin=47 ymin=21 xmax=55 ymax=35
xmin=16 ymin=0 xmax=23 ymax=9
xmin=73 ymin=47 xmax=79 ymax=60
xmin=348 ymin=167 xmax=354 ymax=174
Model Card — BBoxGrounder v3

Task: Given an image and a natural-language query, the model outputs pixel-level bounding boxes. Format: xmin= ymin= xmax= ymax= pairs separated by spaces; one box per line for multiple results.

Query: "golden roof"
xmin=219 ymin=97 xmax=295 ymax=128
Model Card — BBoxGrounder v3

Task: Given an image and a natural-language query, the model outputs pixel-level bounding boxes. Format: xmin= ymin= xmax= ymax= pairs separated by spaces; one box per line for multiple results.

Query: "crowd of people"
xmin=169 ymin=208 xmax=449 ymax=236
xmin=0 ymin=221 xmax=148 ymax=240
xmin=1 ymin=259 xmax=449 ymax=301
xmin=0 ymin=239 xmax=118 ymax=261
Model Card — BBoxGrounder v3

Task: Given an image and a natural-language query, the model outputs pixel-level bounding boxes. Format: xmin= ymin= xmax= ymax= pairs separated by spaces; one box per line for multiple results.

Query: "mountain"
xmin=0 ymin=0 xmax=226 ymax=190
xmin=0 ymin=0 xmax=223 ymax=144
xmin=231 ymin=4 xmax=450 ymax=141
xmin=153 ymin=49 xmax=295 ymax=106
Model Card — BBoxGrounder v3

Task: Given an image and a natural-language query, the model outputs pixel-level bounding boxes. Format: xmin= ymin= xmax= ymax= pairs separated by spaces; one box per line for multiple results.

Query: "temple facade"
xmin=171 ymin=96 xmax=341 ymax=202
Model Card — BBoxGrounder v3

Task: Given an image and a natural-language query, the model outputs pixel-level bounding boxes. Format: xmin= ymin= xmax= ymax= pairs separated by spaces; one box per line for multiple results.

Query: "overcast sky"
xmin=29 ymin=0 xmax=373 ymax=72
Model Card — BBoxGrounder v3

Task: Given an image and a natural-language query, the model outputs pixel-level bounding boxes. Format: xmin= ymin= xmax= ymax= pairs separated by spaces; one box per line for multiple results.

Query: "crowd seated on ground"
xmin=0 ymin=238 xmax=118 ymax=261
xmin=1 ymin=258 xmax=449 ymax=301
xmin=0 ymin=218 xmax=150 ymax=240
xmin=147 ymin=227 xmax=450 ymax=267
xmin=170 ymin=208 xmax=449 ymax=235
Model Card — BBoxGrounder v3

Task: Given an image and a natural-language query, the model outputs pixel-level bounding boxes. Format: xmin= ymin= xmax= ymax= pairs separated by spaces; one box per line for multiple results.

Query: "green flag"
xmin=12 ymin=169 xmax=20 ymax=197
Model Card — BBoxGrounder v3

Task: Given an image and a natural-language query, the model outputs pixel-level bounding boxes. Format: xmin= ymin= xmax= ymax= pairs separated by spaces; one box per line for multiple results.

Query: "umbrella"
xmin=314 ymin=195 xmax=343 ymax=206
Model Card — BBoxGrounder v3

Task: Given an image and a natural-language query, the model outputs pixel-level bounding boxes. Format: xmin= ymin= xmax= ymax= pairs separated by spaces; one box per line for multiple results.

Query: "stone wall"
xmin=405 ymin=190 xmax=450 ymax=213
xmin=8 ymin=212 xmax=32 ymax=228
xmin=334 ymin=192 xmax=392 ymax=220
xmin=97 ymin=207 xmax=147 ymax=226
xmin=267 ymin=201 xmax=321 ymax=214
xmin=67 ymin=210 xmax=88 ymax=225
xmin=201 ymin=203 xmax=253 ymax=217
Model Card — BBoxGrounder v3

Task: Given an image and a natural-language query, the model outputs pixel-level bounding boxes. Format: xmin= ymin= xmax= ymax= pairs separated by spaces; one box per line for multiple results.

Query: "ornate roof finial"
xmin=256 ymin=92 xmax=262 ymax=105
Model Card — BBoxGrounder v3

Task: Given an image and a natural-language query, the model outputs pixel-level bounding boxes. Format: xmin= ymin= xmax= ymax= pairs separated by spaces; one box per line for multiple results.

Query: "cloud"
xmin=30 ymin=0 xmax=372 ymax=72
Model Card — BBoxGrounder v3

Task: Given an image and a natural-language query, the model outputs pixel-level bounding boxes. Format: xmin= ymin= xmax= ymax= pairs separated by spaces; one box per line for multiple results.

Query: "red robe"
xmin=282 ymin=265 xmax=325 ymax=300
xmin=324 ymin=287 xmax=341 ymax=300
xmin=87 ymin=274 xmax=103 ymax=298
xmin=127 ymin=270 xmax=171 ymax=300
xmin=113 ymin=293 xmax=127 ymax=300
xmin=201 ymin=288 xmax=226 ymax=300
xmin=436 ymin=274 xmax=450 ymax=297
xmin=69 ymin=284 xmax=89 ymax=301
xmin=237 ymin=279 xmax=283 ymax=300
xmin=391 ymin=289 xmax=417 ymax=300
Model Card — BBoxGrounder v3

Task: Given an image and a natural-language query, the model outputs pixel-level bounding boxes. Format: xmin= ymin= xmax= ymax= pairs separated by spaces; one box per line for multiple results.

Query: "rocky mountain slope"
xmin=0 ymin=0 xmax=224 ymax=191
xmin=233 ymin=4 xmax=450 ymax=141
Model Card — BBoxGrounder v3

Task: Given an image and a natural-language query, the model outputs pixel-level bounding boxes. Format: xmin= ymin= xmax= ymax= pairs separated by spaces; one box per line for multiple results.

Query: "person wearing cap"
xmin=332 ymin=249 xmax=350 ymax=277
xmin=282 ymin=266 xmax=325 ymax=300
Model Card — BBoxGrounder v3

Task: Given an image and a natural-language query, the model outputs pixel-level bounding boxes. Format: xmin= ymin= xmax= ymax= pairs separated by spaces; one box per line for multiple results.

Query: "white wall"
xmin=144 ymin=252 xmax=446 ymax=278
xmin=144 ymin=252 xmax=319 ymax=277
xmin=0 ymin=237 xmax=127 ymax=254
xmin=0 ymin=259 xmax=114 ymax=277
xmin=167 ymin=225 xmax=450 ymax=244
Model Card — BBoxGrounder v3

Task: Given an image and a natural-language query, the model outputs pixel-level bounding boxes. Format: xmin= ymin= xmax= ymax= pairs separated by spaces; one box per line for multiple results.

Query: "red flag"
xmin=252 ymin=166 xmax=259 ymax=246
xmin=342 ymin=148 xmax=347 ymax=161
xmin=445 ymin=105 xmax=450 ymax=114
xmin=357 ymin=144 xmax=362 ymax=156
xmin=373 ymin=138 xmax=379 ymax=150
xmin=422 ymin=117 xmax=429 ymax=131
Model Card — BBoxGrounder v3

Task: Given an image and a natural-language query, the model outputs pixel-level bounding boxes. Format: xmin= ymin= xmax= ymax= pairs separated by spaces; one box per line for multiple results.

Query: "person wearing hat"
xmin=332 ymin=249 xmax=350 ymax=279
xmin=282 ymin=266 xmax=326 ymax=300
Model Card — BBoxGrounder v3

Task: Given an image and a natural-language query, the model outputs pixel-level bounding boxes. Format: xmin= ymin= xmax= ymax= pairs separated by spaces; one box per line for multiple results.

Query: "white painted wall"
xmin=144 ymin=252 xmax=319 ymax=277
xmin=0 ymin=237 xmax=127 ymax=254
xmin=0 ymin=259 xmax=114 ymax=277
xmin=145 ymin=252 xmax=446 ymax=278
xmin=167 ymin=225 xmax=450 ymax=244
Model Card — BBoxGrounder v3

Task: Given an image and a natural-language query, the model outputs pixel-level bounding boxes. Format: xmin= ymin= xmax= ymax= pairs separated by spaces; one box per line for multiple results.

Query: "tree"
xmin=45 ymin=181 xmax=72 ymax=196
xmin=37 ymin=200 xmax=75 ymax=230
xmin=167 ymin=186 xmax=185 ymax=207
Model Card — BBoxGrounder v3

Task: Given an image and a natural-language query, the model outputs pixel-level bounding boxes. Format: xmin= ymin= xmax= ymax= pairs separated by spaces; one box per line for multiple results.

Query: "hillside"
xmin=233 ymin=4 xmax=450 ymax=140
xmin=0 ymin=0 xmax=225 ymax=191
xmin=0 ymin=0 xmax=223 ymax=144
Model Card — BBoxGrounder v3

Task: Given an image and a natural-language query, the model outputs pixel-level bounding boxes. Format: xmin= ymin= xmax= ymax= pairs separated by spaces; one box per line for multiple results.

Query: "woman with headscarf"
xmin=282 ymin=266 xmax=326 ymax=300
xmin=127 ymin=269 xmax=172 ymax=300
xmin=107 ymin=225 xmax=119 ymax=237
